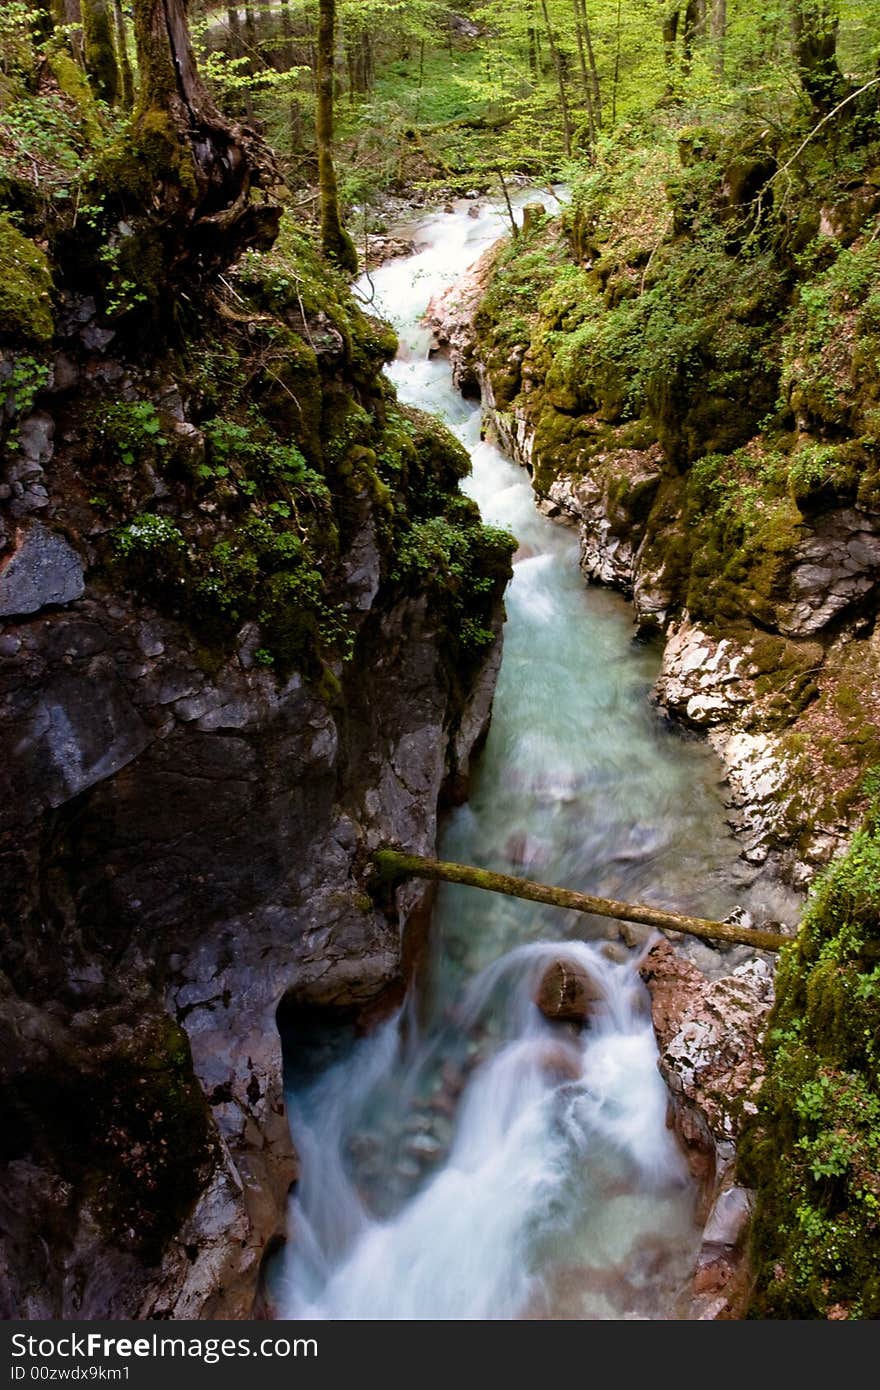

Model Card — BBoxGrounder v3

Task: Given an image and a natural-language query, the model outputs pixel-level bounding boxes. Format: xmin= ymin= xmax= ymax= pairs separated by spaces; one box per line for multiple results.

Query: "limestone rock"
xmin=778 ymin=509 xmax=880 ymax=636
xmin=1 ymin=568 xmax=505 ymax=1318
xmin=639 ymin=938 xmax=772 ymax=1320
xmin=639 ymin=939 xmax=774 ymax=1149
xmin=425 ymin=243 xmax=500 ymax=395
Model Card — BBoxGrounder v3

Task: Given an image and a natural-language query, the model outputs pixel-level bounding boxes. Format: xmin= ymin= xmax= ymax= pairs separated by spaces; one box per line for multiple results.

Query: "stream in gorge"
xmin=271 ymin=192 xmax=802 ymax=1320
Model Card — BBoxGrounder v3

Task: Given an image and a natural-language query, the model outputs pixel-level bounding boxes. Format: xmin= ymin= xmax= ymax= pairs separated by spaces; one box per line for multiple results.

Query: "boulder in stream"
xmin=534 ymin=958 xmax=602 ymax=1025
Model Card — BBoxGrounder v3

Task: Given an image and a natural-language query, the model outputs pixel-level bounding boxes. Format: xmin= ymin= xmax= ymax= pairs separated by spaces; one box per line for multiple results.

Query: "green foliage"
xmin=739 ymin=787 xmax=880 ymax=1318
xmin=782 ymin=237 xmax=880 ymax=434
xmin=200 ymin=413 xmax=329 ymax=501
xmin=93 ymin=399 xmax=167 ymax=466
xmin=0 ymin=1 xmax=41 ymax=78
xmin=1 ymin=351 xmax=51 ymax=449
xmin=392 ymin=514 xmax=515 ymax=657
xmin=112 ymin=512 xmax=186 ymax=558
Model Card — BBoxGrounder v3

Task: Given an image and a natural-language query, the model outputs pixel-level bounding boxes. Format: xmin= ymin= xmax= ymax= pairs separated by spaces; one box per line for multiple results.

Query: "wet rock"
xmin=599 ymin=941 xmax=630 ymax=964
xmin=15 ymin=411 xmax=54 ymax=466
xmin=543 ymin=453 xmax=666 ymax=625
xmin=2 ymin=562 xmax=505 ymax=1317
xmin=440 ymin=1060 xmax=465 ymax=1096
xmin=360 ymin=235 xmax=416 ymax=273
xmin=534 ymin=958 xmax=603 ymax=1024
xmin=702 ymin=1184 xmax=753 ymax=1248
xmin=405 ymin=1134 xmax=444 ymax=1164
xmin=343 ymin=513 xmax=381 ymax=612
xmin=0 ymin=522 xmax=84 ymax=617
xmin=653 ymin=614 xmax=810 ymax=874
xmin=424 ymin=244 xmax=500 ymax=395
xmin=640 ymin=940 xmax=774 ymax=1149
xmin=395 ymin=1159 xmax=422 ymax=1183
xmin=534 ymin=1039 xmax=583 ymax=1081
xmin=639 ymin=939 xmax=772 ymax=1317
xmin=777 ymin=509 xmax=880 ymax=636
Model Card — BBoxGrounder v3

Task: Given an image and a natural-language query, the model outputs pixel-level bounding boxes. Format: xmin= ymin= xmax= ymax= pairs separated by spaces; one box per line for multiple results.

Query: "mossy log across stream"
xmin=372 ymin=849 xmax=791 ymax=951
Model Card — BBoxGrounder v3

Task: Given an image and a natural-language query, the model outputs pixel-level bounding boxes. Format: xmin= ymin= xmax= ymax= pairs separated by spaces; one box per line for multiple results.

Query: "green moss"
xmin=1 ymin=1012 xmax=215 ymax=1267
xmin=391 ymin=511 xmax=515 ymax=666
xmin=96 ymin=108 xmax=199 ymax=207
xmin=0 ymin=214 xmax=54 ymax=344
xmin=81 ymin=0 xmax=119 ymax=106
xmin=782 ymin=238 xmax=880 ymax=436
xmin=739 ymin=790 xmax=880 ymax=1318
xmin=90 ymin=1015 xmax=215 ymax=1262
xmin=46 ymin=50 xmax=105 ymax=146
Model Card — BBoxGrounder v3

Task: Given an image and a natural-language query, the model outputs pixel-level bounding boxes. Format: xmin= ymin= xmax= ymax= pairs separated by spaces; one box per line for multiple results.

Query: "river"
xmin=271 ymin=190 xmax=799 ymax=1320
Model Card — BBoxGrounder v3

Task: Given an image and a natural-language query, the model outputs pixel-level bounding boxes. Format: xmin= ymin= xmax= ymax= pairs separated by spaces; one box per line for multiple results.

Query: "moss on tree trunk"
xmin=372 ymin=849 xmax=791 ymax=951
xmin=316 ymin=0 xmax=357 ymax=273
xmin=82 ymin=0 xmax=120 ymax=104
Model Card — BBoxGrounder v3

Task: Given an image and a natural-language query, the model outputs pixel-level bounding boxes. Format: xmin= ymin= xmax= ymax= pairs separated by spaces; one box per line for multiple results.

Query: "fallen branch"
xmin=372 ymin=849 xmax=792 ymax=952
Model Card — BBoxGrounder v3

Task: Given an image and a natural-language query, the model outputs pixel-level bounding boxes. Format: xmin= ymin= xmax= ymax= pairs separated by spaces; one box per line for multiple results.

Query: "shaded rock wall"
xmin=1 ymin=506 xmax=503 ymax=1319
xmin=1 ymin=250 xmax=508 ymax=1316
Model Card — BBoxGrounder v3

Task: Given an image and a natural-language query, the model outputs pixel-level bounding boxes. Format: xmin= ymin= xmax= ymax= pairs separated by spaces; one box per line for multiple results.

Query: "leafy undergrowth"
xmin=738 ymin=779 xmax=880 ymax=1319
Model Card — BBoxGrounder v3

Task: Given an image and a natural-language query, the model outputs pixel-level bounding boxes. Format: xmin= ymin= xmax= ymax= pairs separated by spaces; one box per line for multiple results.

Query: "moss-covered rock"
xmin=739 ymin=791 xmax=880 ymax=1318
xmin=0 ymin=214 xmax=54 ymax=344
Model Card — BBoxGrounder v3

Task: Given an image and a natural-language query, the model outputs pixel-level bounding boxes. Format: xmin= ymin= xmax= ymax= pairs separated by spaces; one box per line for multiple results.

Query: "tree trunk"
xmin=581 ymin=0 xmax=602 ymax=127
xmin=710 ymin=0 xmax=727 ymax=75
xmin=289 ymin=95 xmax=303 ymax=149
xmin=60 ymin=0 xmax=84 ymax=60
xmin=243 ymin=3 xmax=258 ymax=67
xmin=372 ymin=850 xmax=791 ymax=952
xmin=226 ymin=6 xmax=254 ymax=119
xmin=32 ymin=0 xmax=55 ymax=44
xmin=791 ymin=0 xmax=848 ymax=113
xmin=572 ymin=0 xmax=596 ymax=144
xmin=345 ymin=38 xmax=356 ymax=102
xmin=539 ymin=0 xmax=572 ymax=158
xmin=82 ymin=0 xmax=120 ymax=103
xmin=113 ymin=0 xmax=134 ymax=107
xmin=130 ymin=0 xmax=280 ymax=271
xmin=316 ymin=0 xmax=357 ymax=272
xmin=527 ymin=24 xmax=539 ymax=81
xmin=682 ymin=0 xmax=705 ymax=73
xmin=279 ymin=0 xmax=294 ymax=67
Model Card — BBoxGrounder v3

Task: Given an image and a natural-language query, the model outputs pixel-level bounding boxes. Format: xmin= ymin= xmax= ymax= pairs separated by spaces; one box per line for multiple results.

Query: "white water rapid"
xmin=273 ymin=190 xmax=799 ymax=1321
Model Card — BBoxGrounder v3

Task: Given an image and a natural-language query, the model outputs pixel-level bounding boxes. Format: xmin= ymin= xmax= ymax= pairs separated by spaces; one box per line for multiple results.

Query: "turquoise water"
xmin=273 ymin=195 xmax=798 ymax=1321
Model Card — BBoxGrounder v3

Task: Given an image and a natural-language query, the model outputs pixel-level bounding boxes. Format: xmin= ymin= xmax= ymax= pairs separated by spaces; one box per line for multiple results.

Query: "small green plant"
xmin=392 ymin=516 xmax=515 ymax=656
xmin=94 ymin=400 xmax=167 ymax=467
xmin=739 ymin=786 xmax=880 ymax=1318
xmin=2 ymin=353 xmax=51 ymax=449
xmin=112 ymin=512 xmax=185 ymax=557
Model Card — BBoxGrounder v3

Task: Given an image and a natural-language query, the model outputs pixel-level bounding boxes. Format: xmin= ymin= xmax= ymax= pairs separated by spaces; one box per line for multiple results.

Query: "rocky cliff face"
xmin=0 ymin=214 xmax=512 ymax=1317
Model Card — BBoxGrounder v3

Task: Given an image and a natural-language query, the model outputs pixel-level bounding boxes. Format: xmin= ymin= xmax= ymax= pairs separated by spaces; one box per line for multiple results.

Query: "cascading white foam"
xmin=277 ymin=941 xmax=691 ymax=1321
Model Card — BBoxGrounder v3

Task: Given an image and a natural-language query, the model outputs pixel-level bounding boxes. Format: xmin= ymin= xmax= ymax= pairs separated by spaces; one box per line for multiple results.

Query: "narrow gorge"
xmin=267 ymin=195 xmax=803 ymax=1321
xmin=2 ymin=0 xmax=880 ymax=1328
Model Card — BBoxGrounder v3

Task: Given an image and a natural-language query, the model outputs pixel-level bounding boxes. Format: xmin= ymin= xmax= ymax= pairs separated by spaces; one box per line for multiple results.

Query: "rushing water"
xmin=273 ymin=191 xmax=800 ymax=1321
